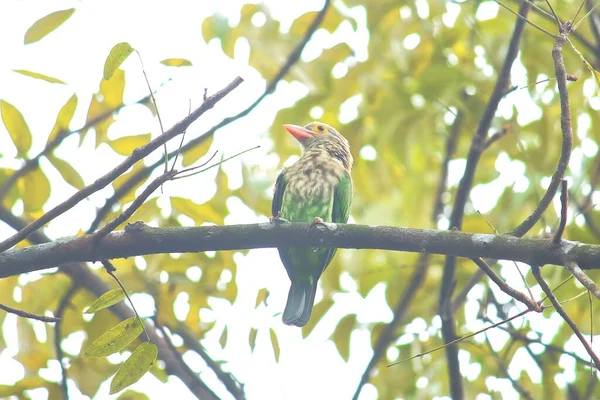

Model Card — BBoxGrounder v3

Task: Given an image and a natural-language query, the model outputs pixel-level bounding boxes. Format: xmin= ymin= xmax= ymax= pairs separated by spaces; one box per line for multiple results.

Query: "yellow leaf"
xmin=255 ymin=288 xmax=269 ymax=307
xmin=104 ymin=42 xmax=135 ymax=80
xmin=48 ymin=94 xmax=78 ymax=143
xmin=182 ymin=135 xmax=214 ymax=167
xmin=22 ymin=169 xmax=50 ymax=213
xmin=1 ymin=100 xmax=32 ymax=157
xmin=84 ymin=70 xmax=125 ymax=147
xmin=47 ymin=154 xmax=85 ymax=189
xmin=249 ymin=328 xmax=258 ymax=352
xmin=109 ymin=343 xmax=157 ymax=394
xmin=170 ymin=197 xmax=223 ymax=224
xmin=332 ymin=314 xmax=356 ymax=362
xmin=219 ymin=326 xmax=228 ymax=349
xmin=301 ymin=298 xmax=334 ymax=338
xmin=269 ymin=328 xmax=280 ymax=363
xmin=111 ymin=134 xmax=151 ymax=156
xmin=24 ymin=8 xmax=75 ymax=44
xmin=13 ymin=69 xmax=65 ymax=84
xmin=82 ymin=317 xmax=143 ymax=358
xmin=85 ymin=289 xmax=129 ymax=314
xmin=160 ymin=58 xmax=192 ymax=67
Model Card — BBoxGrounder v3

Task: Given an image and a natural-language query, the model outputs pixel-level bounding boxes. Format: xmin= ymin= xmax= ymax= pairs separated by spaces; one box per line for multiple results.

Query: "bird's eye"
xmin=317 ymin=125 xmax=325 ymax=132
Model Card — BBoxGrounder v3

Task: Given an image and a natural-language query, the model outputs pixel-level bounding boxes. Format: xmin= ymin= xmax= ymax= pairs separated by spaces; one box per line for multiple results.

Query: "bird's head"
xmin=283 ymin=121 xmax=353 ymax=170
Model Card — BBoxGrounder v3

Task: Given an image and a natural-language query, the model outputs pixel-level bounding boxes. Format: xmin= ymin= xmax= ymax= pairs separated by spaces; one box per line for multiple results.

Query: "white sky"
xmin=1 ymin=1 xmax=599 ymax=399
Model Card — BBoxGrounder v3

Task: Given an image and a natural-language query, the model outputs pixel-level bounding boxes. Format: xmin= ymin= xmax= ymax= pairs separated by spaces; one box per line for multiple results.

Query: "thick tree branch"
xmin=439 ymin=3 xmax=531 ymax=398
xmin=88 ymin=0 xmax=331 ymax=233
xmin=2 ymin=222 xmax=599 ymax=278
xmin=565 ymin=261 xmax=600 ymax=300
xmin=0 ymin=76 xmax=243 ymax=253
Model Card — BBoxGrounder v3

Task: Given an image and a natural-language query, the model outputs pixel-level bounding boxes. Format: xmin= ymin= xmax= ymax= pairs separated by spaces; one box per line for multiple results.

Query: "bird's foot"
xmin=270 ymin=211 xmax=289 ymax=224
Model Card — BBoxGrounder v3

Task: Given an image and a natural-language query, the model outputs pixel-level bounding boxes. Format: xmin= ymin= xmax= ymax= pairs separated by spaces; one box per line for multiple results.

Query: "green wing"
xmin=332 ymin=170 xmax=353 ymax=223
xmin=271 ymin=168 xmax=287 ymax=217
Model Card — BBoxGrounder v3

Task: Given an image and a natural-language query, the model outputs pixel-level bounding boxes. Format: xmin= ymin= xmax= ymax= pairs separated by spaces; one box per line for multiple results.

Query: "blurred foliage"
xmin=1 ymin=0 xmax=600 ymax=399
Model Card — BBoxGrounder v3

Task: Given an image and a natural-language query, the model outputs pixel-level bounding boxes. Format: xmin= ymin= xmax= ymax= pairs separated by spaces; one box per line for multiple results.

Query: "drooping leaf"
xmin=117 ymin=390 xmax=150 ymax=400
xmin=48 ymin=94 xmax=78 ymax=143
xmin=182 ymin=135 xmax=214 ymax=167
xmin=84 ymin=69 xmax=125 ymax=147
xmin=160 ymin=58 xmax=192 ymax=67
xmin=104 ymin=42 xmax=135 ymax=80
xmin=110 ymin=134 xmax=151 ymax=156
xmin=82 ymin=317 xmax=143 ymax=358
xmin=85 ymin=289 xmax=129 ymax=314
xmin=47 ymin=154 xmax=85 ymax=190
xmin=301 ymin=298 xmax=334 ymax=338
xmin=1 ymin=100 xmax=32 ymax=157
xmin=13 ymin=69 xmax=65 ymax=84
xmin=24 ymin=8 xmax=75 ymax=44
xmin=269 ymin=328 xmax=280 ymax=363
xmin=332 ymin=314 xmax=356 ymax=362
xmin=109 ymin=342 xmax=158 ymax=394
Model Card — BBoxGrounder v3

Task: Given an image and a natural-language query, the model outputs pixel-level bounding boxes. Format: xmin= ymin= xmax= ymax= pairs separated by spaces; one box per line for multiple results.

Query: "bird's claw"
xmin=270 ymin=211 xmax=289 ymax=224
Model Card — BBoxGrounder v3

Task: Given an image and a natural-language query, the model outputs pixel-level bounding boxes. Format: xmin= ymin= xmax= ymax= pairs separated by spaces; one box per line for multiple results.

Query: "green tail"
xmin=282 ymin=276 xmax=319 ymax=327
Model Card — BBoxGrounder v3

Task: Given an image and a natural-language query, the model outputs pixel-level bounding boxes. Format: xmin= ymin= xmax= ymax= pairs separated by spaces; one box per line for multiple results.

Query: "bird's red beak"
xmin=284 ymin=124 xmax=313 ymax=142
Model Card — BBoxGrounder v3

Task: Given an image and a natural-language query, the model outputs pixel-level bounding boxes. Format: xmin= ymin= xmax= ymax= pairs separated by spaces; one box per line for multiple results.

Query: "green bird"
xmin=272 ymin=121 xmax=353 ymax=327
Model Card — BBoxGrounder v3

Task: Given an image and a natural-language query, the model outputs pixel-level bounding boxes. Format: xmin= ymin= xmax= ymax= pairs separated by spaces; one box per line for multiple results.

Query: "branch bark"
xmin=2 ymin=221 xmax=599 ymax=278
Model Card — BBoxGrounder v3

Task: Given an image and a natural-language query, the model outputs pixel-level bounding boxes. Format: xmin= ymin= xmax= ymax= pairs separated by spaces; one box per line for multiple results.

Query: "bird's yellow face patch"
xmin=307 ymin=122 xmax=329 ymax=136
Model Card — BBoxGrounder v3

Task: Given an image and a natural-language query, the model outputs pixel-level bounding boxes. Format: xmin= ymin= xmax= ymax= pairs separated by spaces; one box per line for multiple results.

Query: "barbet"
xmin=272 ymin=122 xmax=353 ymax=326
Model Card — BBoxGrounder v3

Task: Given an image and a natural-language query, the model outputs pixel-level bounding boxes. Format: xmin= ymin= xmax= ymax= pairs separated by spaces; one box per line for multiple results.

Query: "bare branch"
xmin=0 ymin=76 xmax=244 ymax=253
xmin=510 ymin=23 xmax=574 ymax=237
xmin=54 ymin=284 xmax=79 ymax=400
xmin=439 ymin=3 xmax=531 ymax=398
xmin=0 ymin=302 xmax=60 ymax=322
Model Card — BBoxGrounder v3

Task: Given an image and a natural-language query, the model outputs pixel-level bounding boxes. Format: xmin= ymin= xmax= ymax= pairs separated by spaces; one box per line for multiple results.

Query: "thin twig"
xmin=573 ymin=0 xmax=600 ymax=30
xmin=553 ymin=179 xmax=569 ymax=243
xmin=495 ymin=0 xmax=558 ymax=38
xmin=0 ymin=302 xmax=60 ymax=322
xmin=54 ymin=284 xmax=79 ymax=400
xmin=171 ymin=99 xmax=192 ymax=172
xmin=565 ymin=261 xmax=600 ymax=300
xmin=102 ymin=260 xmax=150 ymax=341
xmin=0 ymin=76 xmax=243 ymax=253
xmin=531 ymin=264 xmax=600 ymax=370
xmin=543 ymin=0 xmax=561 ymax=29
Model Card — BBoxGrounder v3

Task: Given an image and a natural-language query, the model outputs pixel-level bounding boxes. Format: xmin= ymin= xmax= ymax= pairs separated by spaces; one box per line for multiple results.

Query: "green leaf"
xmin=109 ymin=342 xmax=158 ymax=394
xmin=24 ymin=8 xmax=75 ymax=44
xmin=48 ymin=94 xmax=78 ymax=143
xmin=47 ymin=154 xmax=85 ymax=190
xmin=160 ymin=58 xmax=192 ymax=67
xmin=22 ymin=169 xmax=50 ymax=213
xmin=269 ymin=328 xmax=280 ymax=363
xmin=110 ymin=134 xmax=151 ymax=156
xmin=85 ymin=289 xmax=129 ymax=314
xmin=117 ymin=390 xmax=150 ymax=400
xmin=1 ymin=100 xmax=32 ymax=157
xmin=82 ymin=317 xmax=143 ymax=358
xmin=182 ymin=135 xmax=214 ymax=167
xmin=332 ymin=314 xmax=356 ymax=362
xmin=13 ymin=69 xmax=65 ymax=84
xmin=104 ymin=42 xmax=135 ymax=80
